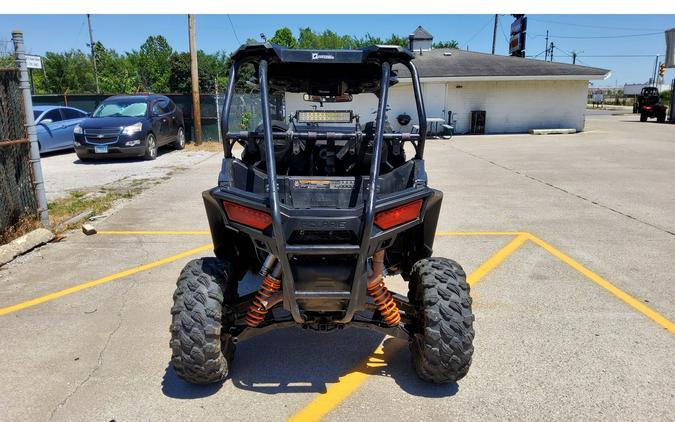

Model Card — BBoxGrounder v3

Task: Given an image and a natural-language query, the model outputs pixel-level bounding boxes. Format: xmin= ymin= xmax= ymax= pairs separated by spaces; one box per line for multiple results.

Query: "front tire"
xmin=143 ymin=133 xmax=158 ymax=160
xmin=408 ymin=257 xmax=475 ymax=383
xmin=170 ymin=258 xmax=238 ymax=384
xmin=640 ymin=113 xmax=647 ymax=122
xmin=172 ymin=127 xmax=186 ymax=150
xmin=657 ymin=112 xmax=666 ymax=123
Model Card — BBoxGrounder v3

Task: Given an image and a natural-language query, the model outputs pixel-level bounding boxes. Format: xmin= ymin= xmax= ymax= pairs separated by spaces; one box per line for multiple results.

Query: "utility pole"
xmin=188 ymin=14 xmax=202 ymax=145
xmin=544 ymin=30 xmax=549 ymax=61
xmin=550 ymin=42 xmax=554 ymax=62
xmin=491 ymin=14 xmax=499 ymax=55
xmin=651 ymin=55 xmax=659 ymax=87
xmin=86 ymin=14 xmax=100 ymax=94
xmin=572 ymin=51 xmax=577 ymax=65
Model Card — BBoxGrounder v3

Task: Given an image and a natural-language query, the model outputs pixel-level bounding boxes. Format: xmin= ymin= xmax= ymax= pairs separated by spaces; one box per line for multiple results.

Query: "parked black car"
xmin=74 ymin=95 xmax=185 ymax=161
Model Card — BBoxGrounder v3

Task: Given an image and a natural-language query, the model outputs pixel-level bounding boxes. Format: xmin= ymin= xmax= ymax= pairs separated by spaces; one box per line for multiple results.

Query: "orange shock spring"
xmin=367 ymin=254 xmax=401 ymax=326
xmin=245 ymin=274 xmax=282 ymax=327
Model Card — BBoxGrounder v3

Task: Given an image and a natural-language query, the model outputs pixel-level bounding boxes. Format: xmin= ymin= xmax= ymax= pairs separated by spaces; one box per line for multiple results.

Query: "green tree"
xmin=432 ymin=40 xmax=460 ymax=49
xmin=38 ymin=50 xmax=96 ymax=93
xmin=384 ymin=34 xmax=409 ymax=47
xmin=93 ymin=42 xmax=140 ymax=93
xmin=134 ymin=35 xmax=173 ymax=93
xmin=167 ymin=50 xmax=229 ymax=94
xmin=297 ymin=27 xmax=320 ymax=49
xmin=269 ymin=27 xmax=297 ymax=48
xmin=0 ymin=54 xmax=14 ymax=68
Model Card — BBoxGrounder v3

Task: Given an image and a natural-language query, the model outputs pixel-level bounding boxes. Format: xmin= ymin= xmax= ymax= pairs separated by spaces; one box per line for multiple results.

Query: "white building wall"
xmin=284 ymin=79 xmax=589 ymax=134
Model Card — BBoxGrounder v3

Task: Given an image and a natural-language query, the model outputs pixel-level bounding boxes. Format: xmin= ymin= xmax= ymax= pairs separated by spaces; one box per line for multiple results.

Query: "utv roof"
xmin=231 ymin=42 xmax=416 ymax=96
xmin=230 ymin=42 xmax=414 ymax=65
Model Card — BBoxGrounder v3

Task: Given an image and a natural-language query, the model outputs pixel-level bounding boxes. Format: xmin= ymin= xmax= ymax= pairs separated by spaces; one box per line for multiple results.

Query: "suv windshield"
xmin=93 ymin=99 xmax=148 ymax=118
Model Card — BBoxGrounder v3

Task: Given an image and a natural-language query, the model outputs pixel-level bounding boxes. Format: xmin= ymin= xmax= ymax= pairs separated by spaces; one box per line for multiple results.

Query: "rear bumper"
xmin=203 ymin=157 xmax=442 ymax=324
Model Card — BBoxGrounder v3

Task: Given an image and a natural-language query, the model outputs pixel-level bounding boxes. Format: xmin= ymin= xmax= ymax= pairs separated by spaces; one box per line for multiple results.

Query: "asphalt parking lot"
xmin=0 ymin=113 xmax=673 ymax=421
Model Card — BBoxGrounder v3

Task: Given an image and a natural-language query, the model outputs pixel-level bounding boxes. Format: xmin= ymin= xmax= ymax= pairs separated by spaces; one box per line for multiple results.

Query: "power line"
xmin=542 ymin=32 xmax=662 ymax=40
xmin=463 ymin=16 xmax=494 ymax=49
xmin=528 ymin=17 xmax=661 ymax=32
xmin=498 ymin=18 xmax=510 ymax=45
xmin=227 ymin=15 xmax=241 ymax=45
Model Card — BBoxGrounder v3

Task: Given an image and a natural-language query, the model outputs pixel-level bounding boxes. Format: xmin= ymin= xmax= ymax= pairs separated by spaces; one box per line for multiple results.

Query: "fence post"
xmin=12 ymin=29 xmax=50 ymax=230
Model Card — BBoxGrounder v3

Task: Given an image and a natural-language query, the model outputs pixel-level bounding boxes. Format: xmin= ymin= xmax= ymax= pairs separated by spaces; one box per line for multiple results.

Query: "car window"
xmin=93 ymin=99 xmax=148 ymax=118
xmin=61 ymin=108 xmax=86 ymax=120
xmin=153 ymin=100 xmax=170 ymax=115
xmin=167 ymin=100 xmax=176 ymax=113
xmin=41 ymin=109 xmax=63 ymax=123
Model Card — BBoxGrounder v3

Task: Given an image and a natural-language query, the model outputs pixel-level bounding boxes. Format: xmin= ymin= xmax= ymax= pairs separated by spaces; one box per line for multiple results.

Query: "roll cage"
xmin=216 ymin=42 xmax=431 ymax=327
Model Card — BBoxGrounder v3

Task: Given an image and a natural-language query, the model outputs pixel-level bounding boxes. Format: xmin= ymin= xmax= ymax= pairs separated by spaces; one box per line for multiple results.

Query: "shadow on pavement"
xmin=161 ymin=364 xmax=224 ymax=399
xmin=161 ymin=328 xmax=460 ymax=399
xmin=73 ymin=147 xmax=174 ymax=165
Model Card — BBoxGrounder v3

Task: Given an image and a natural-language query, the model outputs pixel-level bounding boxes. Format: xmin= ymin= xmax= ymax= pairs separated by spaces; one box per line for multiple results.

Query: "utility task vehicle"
xmin=170 ymin=43 xmax=475 ymax=385
xmin=637 ymin=87 xmax=667 ymax=123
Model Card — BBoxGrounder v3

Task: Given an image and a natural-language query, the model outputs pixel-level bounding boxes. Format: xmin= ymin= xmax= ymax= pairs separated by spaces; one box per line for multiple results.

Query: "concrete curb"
xmin=0 ymin=228 xmax=54 ymax=267
xmin=529 ymin=128 xmax=577 ymax=135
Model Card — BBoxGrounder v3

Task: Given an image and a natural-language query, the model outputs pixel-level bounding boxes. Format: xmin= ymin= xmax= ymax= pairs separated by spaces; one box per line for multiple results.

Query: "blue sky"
xmin=1 ymin=14 xmax=673 ymax=87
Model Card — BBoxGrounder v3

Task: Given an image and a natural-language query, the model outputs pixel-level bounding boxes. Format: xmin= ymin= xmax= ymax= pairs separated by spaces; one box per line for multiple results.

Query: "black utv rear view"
xmin=169 ymin=42 xmax=475 ymax=385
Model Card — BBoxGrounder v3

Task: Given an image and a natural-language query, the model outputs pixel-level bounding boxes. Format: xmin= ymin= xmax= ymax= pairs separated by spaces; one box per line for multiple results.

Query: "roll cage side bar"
xmin=218 ymin=56 xmax=427 ymax=324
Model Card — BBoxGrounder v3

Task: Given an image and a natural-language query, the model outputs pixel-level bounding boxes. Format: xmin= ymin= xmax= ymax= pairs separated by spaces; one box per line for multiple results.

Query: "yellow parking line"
xmin=466 ymin=233 xmax=529 ymax=287
xmin=0 ymin=244 xmax=213 ymax=316
xmin=286 ymin=237 xmax=526 ymax=422
xmin=526 ymin=233 xmax=675 ymax=334
xmin=436 ymin=231 xmax=525 ymax=236
xmin=96 ymin=230 xmax=210 ymax=235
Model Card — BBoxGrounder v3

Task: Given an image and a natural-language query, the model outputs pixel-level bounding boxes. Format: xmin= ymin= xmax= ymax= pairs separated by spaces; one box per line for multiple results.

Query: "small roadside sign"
xmin=25 ymin=55 xmax=42 ymax=69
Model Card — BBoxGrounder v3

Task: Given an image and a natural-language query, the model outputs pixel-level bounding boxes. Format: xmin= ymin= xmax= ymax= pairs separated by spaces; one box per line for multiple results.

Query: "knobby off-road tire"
xmin=408 ymin=257 xmax=475 ymax=383
xmin=170 ymin=258 xmax=237 ymax=384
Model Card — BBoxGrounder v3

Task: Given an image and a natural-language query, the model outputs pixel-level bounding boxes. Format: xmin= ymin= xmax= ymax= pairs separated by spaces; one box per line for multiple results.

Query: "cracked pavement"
xmin=0 ymin=113 xmax=673 ymax=421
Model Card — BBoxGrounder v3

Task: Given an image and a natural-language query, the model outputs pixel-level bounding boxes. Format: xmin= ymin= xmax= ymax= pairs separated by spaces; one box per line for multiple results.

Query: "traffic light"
xmin=659 ymin=63 xmax=666 ymax=77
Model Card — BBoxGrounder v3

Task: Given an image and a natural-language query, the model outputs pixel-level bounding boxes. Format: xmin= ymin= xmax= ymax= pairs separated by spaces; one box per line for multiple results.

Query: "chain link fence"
xmin=0 ymin=68 xmax=38 ymax=243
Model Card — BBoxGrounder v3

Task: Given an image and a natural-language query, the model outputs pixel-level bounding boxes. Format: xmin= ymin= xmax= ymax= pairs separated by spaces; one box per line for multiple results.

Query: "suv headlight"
xmin=122 ymin=122 xmax=143 ymax=136
xmin=73 ymin=124 xmax=82 ymax=134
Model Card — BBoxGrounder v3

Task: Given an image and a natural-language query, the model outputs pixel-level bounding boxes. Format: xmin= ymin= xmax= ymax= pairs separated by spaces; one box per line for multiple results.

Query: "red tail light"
xmin=223 ymin=201 xmax=272 ymax=230
xmin=374 ymin=199 xmax=423 ymax=230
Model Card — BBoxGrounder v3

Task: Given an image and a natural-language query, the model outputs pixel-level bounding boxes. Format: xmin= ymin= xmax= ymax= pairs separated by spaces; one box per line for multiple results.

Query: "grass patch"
xmin=47 ymin=186 xmax=143 ymax=234
xmin=0 ymin=217 xmax=42 ymax=245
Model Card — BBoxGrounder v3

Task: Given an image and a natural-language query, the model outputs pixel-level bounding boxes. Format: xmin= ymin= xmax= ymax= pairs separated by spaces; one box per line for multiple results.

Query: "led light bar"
xmin=296 ymin=110 xmax=352 ymax=123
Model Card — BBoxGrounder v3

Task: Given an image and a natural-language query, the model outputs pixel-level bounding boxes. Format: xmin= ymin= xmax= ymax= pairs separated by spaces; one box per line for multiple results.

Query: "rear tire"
xmin=640 ymin=113 xmax=647 ymax=122
xmin=657 ymin=112 xmax=666 ymax=123
xmin=408 ymin=257 xmax=475 ymax=383
xmin=143 ymin=133 xmax=158 ymax=160
xmin=170 ymin=258 xmax=237 ymax=384
xmin=172 ymin=127 xmax=186 ymax=150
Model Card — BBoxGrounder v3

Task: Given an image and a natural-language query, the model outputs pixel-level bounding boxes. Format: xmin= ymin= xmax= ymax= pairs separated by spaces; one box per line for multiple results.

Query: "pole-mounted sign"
xmin=25 ymin=54 xmax=42 ymax=69
xmin=510 ymin=15 xmax=527 ymax=57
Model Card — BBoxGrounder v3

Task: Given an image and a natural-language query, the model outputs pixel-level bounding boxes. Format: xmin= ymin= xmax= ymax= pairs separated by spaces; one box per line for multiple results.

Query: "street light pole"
xmin=188 ymin=14 xmax=202 ymax=145
xmin=87 ymin=14 xmax=100 ymax=94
